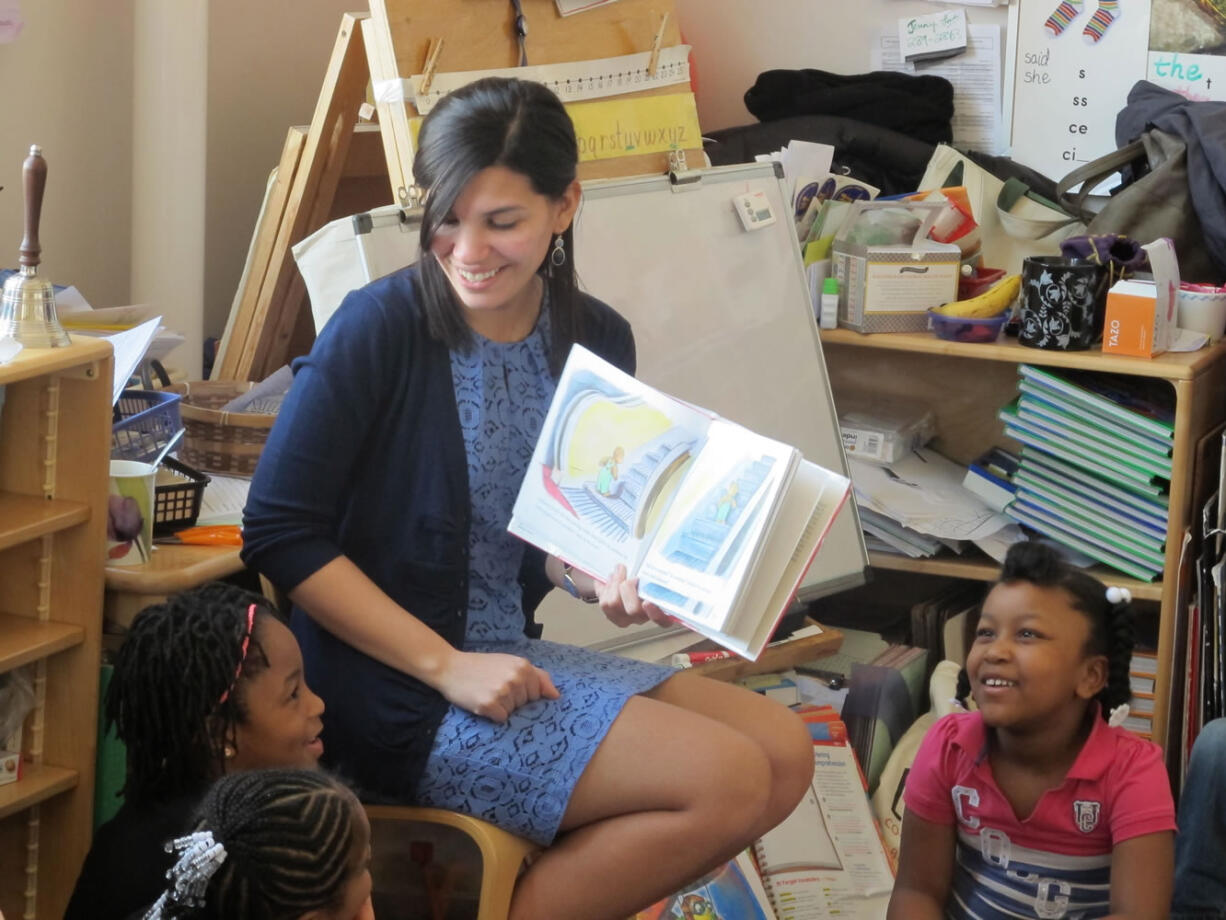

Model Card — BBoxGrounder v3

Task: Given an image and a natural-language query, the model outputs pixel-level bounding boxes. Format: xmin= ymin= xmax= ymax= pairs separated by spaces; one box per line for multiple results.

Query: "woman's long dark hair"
xmin=413 ymin=77 xmax=581 ymax=375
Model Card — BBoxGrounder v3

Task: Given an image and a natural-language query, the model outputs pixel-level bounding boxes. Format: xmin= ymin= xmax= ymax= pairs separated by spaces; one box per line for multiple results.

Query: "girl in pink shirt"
xmin=889 ymin=541 xmax=1175 ymax=920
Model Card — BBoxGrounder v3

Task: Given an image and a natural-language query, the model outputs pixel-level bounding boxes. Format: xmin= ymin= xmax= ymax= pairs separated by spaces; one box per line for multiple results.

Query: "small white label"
xmin=733 ymin=191 xmax=776 ymax=231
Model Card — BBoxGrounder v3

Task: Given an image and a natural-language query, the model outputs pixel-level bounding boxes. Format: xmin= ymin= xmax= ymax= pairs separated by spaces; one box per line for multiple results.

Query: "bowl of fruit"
xmin=927 ymin=274 xmax=1021 ymax=343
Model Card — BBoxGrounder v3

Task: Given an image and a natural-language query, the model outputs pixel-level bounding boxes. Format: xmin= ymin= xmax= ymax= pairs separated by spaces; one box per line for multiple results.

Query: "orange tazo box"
xmin=1103 ymin=279 xmax=1175 ymax=358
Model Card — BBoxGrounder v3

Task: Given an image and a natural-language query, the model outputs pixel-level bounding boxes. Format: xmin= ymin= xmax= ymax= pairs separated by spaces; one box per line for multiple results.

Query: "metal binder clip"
xmin=398 ymin=185 xmax=425 ymax=233
xmin=668 ymin=150 xmax=701 ymax=191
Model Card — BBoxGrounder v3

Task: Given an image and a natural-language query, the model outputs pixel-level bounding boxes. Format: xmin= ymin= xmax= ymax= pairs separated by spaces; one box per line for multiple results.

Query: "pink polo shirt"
xmin=904 ymin=710 xmax=1175 ymax=919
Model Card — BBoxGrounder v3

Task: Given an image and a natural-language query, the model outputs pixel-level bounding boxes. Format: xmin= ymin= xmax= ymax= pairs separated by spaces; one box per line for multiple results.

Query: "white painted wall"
xmin=0 ymin=0 xmax=134 ymax=309
xmin=675 ymin=0 xmax=1009 ymax=131
xmin=1 ymin=1 xmax=1011 ymax=373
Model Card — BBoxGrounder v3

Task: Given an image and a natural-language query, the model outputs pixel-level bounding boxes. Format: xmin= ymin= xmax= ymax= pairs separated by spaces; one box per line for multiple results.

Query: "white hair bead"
xmin=1108 ymin=703 xmax=1131 ymax=728
xmin=1105 ymin=586 xmax=1132 ymax=605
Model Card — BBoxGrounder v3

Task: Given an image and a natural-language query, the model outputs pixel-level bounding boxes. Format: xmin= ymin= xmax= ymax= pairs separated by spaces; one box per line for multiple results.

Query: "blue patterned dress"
xmin=415 ymin=304 xmax=674 ymax=845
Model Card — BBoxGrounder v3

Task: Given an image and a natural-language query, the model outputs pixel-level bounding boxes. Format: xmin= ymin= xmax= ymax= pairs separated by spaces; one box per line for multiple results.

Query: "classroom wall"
xmin=0 ymin=0 xmax=134 ymax=309
xmin=675 ymin=0 xmax=1010 ymax=131
xmin=1 ymin=1 xmax=1012 ymax=375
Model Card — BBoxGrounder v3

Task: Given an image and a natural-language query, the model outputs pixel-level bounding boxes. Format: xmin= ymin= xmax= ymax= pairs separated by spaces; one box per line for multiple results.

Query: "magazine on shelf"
xmin=508 ymin=345 xmax=852 ymax=659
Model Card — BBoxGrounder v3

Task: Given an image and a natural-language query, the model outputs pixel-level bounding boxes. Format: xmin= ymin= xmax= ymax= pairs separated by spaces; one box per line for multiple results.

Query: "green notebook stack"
xmin=997 ymin=365 xmax=1172 ymax=582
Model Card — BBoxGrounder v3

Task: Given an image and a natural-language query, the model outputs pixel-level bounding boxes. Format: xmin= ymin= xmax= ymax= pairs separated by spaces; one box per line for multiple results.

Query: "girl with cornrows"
xmin=888 ymin=541 xmax=1175 ymax=920
xmin=65 ymin=582 xmax=325 ymax=920
xmin=143 ymin=769 xmax=373 ymax=920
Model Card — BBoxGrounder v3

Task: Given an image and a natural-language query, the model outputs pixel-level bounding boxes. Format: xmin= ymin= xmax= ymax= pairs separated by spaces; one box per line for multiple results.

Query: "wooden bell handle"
xmin=19 ymin=145 xmax=45 ymax=268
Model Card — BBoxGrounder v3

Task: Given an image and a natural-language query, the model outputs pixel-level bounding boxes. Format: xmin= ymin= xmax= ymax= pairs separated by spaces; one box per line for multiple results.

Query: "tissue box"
xmin=1103 ymin=279 xmax=1174 ymax=358
xmin=834 ymin=238 xmax=961 ymax=334
xmin=0 ymin=749 xmax=21 ymax=786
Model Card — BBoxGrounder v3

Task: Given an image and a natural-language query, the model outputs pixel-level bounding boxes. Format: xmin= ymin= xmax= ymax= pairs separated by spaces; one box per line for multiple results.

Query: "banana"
xmin=932 ymin=273 xmax=1021 ymax=318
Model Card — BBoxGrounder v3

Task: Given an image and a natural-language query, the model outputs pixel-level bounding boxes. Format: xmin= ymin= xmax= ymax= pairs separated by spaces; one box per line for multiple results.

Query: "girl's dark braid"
xmin=156 ymin=769 xmax=361 ymax=920
xmin=1098 ymin=592 xmax=1135 ymax=718
xmin=105 ymin=583 xmax=277 ymax=803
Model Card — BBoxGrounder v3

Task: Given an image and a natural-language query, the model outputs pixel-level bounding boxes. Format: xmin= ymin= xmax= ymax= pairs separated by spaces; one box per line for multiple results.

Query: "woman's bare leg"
xmin=508 ymin=674 xmax=813 ymax=920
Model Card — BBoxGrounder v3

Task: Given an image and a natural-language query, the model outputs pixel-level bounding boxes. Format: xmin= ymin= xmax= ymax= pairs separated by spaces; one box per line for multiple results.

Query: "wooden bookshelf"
xmin=0 ymin=492 xmax=91 ymax=552
xmin=818 ymin=330 xmax=1226 ymax=749
xmin=0 ymin=337 xmax=112 ymax=919
xmin=0 ymin=764 xmax=78 ymax=821
xmin=0 ymin=613 xmax=84 ymax=673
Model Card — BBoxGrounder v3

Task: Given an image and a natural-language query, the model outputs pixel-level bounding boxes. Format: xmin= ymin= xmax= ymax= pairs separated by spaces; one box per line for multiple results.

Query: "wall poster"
xmin=1005 ymin=0 xmax=1226 ymax=183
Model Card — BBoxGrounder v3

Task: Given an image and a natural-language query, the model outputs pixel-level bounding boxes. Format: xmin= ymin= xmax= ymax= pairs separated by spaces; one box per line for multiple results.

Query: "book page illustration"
xmin=509 ymin=348 xmax=712 ymax=580
xmin=637 ymin=422 xmax=794 ymax=628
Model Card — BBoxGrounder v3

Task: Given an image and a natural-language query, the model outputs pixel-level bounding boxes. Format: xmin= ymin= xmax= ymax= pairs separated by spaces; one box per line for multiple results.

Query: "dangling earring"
xmin=548 ymin=235 xmax=566 ymax=278
xmin=223 ymin=744 xmax=236 ymax=760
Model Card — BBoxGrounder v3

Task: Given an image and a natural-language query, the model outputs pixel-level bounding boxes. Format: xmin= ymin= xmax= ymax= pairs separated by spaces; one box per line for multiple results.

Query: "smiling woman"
xmin=64 ymin=583 xmax=326 ymax=920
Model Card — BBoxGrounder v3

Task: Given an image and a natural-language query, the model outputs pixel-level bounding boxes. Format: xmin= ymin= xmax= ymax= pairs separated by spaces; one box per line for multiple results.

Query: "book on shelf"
xmin=1130 ymin=691 xmax=1155 ymax=715
xmin=1016 ymin=380 xmax=1173 ymax=457
xmin=1017 ymin=365 xmax=1175 ymax=442
xmin=752 ymin=717 xmax=894 ymax=920
xmin=962 ymin=446 xmax=1019 ymax=513
xmin=1130 ymin=648 xmax=1159 ymax=695
xmin=1014 ymin=466 xmax=1168 ymax=540
xmin=1001 ymin=404 xmax=1171 ymax=486
xmin=1009 ymin=491 xmax=1166 ymax=564
xmin=1022 ymin=449 xmax=1169 ymax=518
xmin=1015 ymin=392 xmax=1173 ymax=475
xmin=509 ymin=345 xmax=852 ymax=659
xmin=1006 ymin=500 xmax=1163 ymax=582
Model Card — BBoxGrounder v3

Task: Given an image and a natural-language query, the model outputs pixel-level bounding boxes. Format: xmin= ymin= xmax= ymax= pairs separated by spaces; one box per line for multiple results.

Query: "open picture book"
xmin=509 ymin=345 xmax=852 ymax=659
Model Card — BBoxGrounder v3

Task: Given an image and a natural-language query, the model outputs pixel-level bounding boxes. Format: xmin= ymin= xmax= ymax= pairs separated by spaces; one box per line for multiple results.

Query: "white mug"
xmin=107 ymin=460 xmax=156 ymax=566
xmin=1176 ymin=286 xmax=1226 ymax=342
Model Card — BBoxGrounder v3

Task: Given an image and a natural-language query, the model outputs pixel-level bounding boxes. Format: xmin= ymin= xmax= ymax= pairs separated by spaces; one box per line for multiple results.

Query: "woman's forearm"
xmin=288 ymin=555 xmax=458 ymax=687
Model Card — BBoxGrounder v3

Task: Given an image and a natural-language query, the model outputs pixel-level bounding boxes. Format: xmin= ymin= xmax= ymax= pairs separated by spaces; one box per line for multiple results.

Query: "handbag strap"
xmin=1055 ymin=140 xmax=1147 ymax=218
xmin=995 ymin=177 xmax=1082 ymax=240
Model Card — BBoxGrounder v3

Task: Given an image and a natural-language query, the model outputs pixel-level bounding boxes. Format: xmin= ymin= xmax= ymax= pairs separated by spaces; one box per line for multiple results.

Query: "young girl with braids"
xmin=65 ymin=583 xmax=325 ymax=920
xmin=888 ymin=541 xmax=1175 ymax=920
xmin=144 ymin=769 xmax=373 ymax=920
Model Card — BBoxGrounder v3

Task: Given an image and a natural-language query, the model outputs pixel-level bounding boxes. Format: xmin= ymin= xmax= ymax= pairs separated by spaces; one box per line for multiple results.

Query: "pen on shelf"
xmin=671 ymin=649 xmax=736 ymax=669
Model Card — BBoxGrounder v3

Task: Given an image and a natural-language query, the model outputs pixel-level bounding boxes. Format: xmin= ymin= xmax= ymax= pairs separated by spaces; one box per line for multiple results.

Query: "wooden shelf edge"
xmin=0 ymin=763 xmax=79 ymax=821
xmin=867 ymin=551 xmax=1163 ymax=602
xmin=818 ymin=328 xmax=1226 ymax=381
xmin=0 ymin=492 xmax=92 ymax=552
xmin=0 ymin=337 xmax=112 ymax=387
xmin=0 ymin=612 xmax=85 ymax=673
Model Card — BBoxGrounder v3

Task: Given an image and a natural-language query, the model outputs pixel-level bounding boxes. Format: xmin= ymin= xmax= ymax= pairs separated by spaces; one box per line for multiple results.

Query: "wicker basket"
xmin=164 ymin=381 xmax=276 ymax=476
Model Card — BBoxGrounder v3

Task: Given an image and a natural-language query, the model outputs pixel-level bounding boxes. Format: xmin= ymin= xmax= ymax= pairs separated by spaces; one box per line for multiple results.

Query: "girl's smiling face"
xmin=428 ymin=165 xmax=580 ymax=340
xmin=229 ymin=617 xmax=326 ymax=771
xmin=967 ymin=581 xmax=1107 ymax=731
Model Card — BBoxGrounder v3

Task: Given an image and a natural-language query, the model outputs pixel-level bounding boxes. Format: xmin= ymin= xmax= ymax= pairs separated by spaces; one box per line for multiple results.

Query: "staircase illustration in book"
xmin=645 ymin=455 xmax=778 ymax=613
xmin=559 ymin=429 xmax=696 ymax=541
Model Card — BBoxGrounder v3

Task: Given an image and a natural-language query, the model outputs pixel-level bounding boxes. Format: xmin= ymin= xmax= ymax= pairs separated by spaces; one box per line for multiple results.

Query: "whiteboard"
xmin=536 ymin=161 xmax=867 ymax=648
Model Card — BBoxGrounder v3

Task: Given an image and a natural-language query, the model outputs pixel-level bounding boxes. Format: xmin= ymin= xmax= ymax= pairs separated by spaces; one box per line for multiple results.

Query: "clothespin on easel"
xmin=420 ymin=37 xmax=444 ymax=96
xmin=648 ymin=12 xmax=669 ymax=77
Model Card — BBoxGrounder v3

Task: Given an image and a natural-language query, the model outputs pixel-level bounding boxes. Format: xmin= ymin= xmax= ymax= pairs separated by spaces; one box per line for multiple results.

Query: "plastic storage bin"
xmin=153 ymin=457 xmax=211 ymax=536
xmin=111 ymin=390 xmax=182 ymax=463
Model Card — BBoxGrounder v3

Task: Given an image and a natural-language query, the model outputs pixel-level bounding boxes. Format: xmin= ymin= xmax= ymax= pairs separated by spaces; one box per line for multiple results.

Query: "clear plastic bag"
xmin=0 ymin=666 xmax=35 ymax=749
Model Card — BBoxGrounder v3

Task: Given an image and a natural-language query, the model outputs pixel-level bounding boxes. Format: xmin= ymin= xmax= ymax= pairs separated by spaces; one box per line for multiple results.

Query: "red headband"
xmin=218 ymin=603 xmax=257 ymax=705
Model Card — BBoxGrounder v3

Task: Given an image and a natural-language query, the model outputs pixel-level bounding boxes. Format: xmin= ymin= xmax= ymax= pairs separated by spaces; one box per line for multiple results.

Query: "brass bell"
xmin=0 ymin=145 xmax=70 ymax=348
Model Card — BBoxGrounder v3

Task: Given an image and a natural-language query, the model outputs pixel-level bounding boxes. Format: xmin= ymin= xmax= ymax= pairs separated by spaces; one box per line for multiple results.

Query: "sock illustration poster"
xmin=1006 ymin=0 xmax=1226 ymax=183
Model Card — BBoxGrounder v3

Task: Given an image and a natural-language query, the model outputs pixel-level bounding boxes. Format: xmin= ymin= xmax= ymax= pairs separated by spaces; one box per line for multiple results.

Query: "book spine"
xmin=1019 ymin=364 xmax=1174 ymax=441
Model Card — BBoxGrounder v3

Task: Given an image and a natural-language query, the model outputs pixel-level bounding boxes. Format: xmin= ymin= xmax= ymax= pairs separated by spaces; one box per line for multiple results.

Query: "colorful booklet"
xmin=508 ymin=345 xmax=851 ymax=659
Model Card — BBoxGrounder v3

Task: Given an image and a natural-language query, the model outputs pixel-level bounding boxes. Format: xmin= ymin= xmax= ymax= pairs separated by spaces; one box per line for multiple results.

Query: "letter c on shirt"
xmin=952 ymin=785 xmax=981 ymax=828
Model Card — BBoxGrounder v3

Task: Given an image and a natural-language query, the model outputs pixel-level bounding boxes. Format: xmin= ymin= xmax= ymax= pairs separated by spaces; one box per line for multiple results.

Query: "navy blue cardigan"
xmin=241 ymin=266 xmax=635 ymax=800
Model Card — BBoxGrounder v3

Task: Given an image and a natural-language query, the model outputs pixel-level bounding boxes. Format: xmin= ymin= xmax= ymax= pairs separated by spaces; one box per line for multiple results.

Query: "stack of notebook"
xmin=997 ymin=365 xmax=1171 ymax=582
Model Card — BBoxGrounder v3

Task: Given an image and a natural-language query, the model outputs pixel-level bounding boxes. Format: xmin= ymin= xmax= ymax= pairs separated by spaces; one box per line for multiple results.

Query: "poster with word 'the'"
xmin=1006 ymin=0 xmax=1226 ymax=184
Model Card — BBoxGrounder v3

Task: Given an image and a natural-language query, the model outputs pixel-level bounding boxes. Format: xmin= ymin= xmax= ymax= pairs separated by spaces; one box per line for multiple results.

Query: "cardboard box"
xmin=833 ymin=201 xmax=961 ymax=333
xmin=1103 ymin=238 xmax=1180 ymax=358
xmin=0 ymin=749 xmax=21 ymax=786
xmin=1103 ymin=280 xmax=1173 ymax=358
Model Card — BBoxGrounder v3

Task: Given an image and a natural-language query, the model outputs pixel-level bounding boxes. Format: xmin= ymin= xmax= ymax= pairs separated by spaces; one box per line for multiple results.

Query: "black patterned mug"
xmin=1019 ymin=256 xmax=1109 ymax=351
